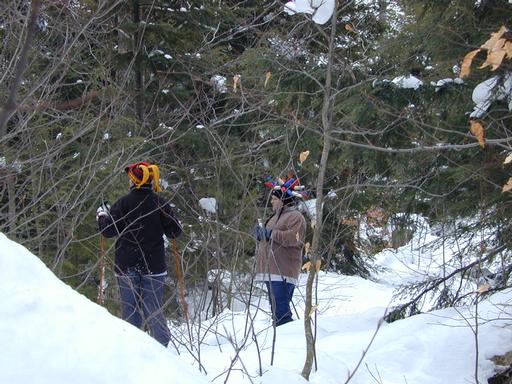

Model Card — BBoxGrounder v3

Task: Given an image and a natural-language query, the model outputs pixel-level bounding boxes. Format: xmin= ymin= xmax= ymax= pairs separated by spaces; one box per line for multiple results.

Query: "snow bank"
xmin=0 ymin=233 xmax=209 ymax=384
xmin=2 ymin=211 xmax=512 ymax=384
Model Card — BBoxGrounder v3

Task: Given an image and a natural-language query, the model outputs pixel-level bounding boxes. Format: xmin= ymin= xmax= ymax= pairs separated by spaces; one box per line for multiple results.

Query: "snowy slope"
xmin=0 ymin=233 xmax=210 ymax=384
xmin=1 ymin=224 xmax=512 ymax=384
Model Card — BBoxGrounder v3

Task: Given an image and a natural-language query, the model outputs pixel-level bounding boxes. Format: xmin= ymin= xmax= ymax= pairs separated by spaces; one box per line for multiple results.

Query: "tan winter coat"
xmin=255 ymin=206 xmax=307 ymax=283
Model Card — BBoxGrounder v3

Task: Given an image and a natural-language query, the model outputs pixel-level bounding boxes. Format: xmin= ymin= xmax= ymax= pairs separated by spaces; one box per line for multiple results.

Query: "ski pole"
xmin=97 ymin=234 xmax=106 ymax=305
xmin=172 ymin=239 xmax=189 ymax=322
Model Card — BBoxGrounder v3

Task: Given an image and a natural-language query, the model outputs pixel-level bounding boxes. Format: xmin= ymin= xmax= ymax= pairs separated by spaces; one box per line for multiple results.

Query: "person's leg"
xmin=264 ymin=281 xmax=275 ymax=317
xmin=285 ymin=281 xmax=295 ymax=316
xmin=267 ymin=280 xmax=294 ymax=326
xmin=141 ymin=274 xmax=171 ymax=346
xmin=117 ymin=273 xmax=143 ymax=329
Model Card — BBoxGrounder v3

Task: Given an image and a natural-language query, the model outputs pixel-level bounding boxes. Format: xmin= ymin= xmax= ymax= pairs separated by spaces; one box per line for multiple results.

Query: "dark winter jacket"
xmin=98 ymin=184 xmax=182 ymax=275
xmin=255 ymin=206 xmax=306 ymax=283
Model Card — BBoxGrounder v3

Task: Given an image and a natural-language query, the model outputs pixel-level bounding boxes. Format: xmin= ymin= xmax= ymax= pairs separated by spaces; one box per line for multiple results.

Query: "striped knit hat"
xmin=125 ymin=161 xmax=162 ymax=192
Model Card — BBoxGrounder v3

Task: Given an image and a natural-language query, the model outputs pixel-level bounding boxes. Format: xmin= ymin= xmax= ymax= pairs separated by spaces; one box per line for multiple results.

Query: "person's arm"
xmin=97 ymin=201 xmax=125 ymax=238
xmin=159 ymin=198 xmax=183 ymax=239
xmin=271 ymin=213 xmax=306 ymax=247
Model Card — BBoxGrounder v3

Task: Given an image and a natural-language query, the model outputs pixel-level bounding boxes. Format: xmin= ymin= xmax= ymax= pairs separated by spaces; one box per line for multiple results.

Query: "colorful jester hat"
xmin=264 ymin=174 xmax=306 ymax=205
xmin=125 ymin=161 xmax=162 ymax=192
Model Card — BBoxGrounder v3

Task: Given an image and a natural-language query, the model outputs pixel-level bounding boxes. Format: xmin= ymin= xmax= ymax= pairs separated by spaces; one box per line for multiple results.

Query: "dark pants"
xmin=117 ymin=272 xmax=171 ymax=346
xmin=265 ymin=280 xmax=295 ymax=326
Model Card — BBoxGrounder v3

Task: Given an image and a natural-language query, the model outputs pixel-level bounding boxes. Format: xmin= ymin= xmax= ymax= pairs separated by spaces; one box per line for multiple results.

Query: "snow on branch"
xmin=284 ymin=0 xmax=336 ymax=25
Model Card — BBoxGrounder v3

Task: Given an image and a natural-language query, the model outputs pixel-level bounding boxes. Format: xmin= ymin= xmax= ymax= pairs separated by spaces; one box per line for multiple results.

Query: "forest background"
xmin=1 ymin=1 xmax=512 ymax=373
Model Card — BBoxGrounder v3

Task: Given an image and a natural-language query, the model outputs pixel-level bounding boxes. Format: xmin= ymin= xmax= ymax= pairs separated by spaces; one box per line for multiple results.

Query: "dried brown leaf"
xmin=506 ymin=41 xmax=512 ymax=59
xmin=480 ymin=38 xmax=507 ymax=70
xmin=470 ymin=120 xmax=485 ymax=148
xmin=342 ymin=217 xmax=357 ymax=226
xmin=264 ymin=71 xmax=272 ymax=88
xmin=299 ymin=150 xmax=310 ymax=164
xmin=476 ymin=282 xmax=491 ymax=294
xmin=460 ymin=49 xmax=481 ymax=78
xmin=502 ymin=177 xmax=512 ymax=193
xmin=233 ymin=74 xmax=241 ymax=92
xmin=504 ymin=154 xmax=512 ymax=165
xmin=480 ymin=25 xmax=508 ymax=51
xmin=345 ymin=23 xmax=356 ymax=32
xmin=302 ymin=261 xmax=312 ymax=271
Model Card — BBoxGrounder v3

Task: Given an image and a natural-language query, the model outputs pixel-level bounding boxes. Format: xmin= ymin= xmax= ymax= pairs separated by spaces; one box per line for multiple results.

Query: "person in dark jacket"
xmin=96 ymin=161 xmax=182 ymax=346
xmin=254 ymin=176 xmax=306 ymax=326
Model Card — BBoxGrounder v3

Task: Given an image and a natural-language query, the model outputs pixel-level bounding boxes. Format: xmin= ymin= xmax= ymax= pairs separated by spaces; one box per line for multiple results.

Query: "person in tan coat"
xmin=254 ymin=185 xmax=307 ymax=326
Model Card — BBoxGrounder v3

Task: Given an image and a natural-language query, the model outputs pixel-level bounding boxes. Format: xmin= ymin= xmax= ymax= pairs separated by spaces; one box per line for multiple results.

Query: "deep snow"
xmin=1 ymin=225 xmax=512 ymax=384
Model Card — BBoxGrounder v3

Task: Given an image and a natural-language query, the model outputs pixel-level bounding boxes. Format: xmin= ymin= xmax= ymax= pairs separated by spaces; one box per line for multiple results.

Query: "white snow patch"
xmin=210 ymin=75 xmax=227 ymax=93
xmin=284 ymin=0 xmax=336 ymax=24
xmin=431 ymin=77 xmax=464 ymax=91
xmin=391 ymin=74 xmax=423 ymax=90
xmin=470 ymin=73 xmax=512 ymax=119
xmin=199 ymin=197 xmax=217 ymax=214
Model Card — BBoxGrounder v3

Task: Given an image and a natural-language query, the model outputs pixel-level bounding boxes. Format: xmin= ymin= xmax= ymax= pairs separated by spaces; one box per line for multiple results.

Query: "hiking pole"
xmin=97 ymin=235 xmax=106 ymax=305
xmin=172 ymin=239 xmax=189 ymax=322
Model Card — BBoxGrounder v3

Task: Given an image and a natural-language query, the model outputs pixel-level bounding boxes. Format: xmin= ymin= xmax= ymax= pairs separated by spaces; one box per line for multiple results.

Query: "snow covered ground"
xmin=1 ymin=225 xmax=511 ymax=384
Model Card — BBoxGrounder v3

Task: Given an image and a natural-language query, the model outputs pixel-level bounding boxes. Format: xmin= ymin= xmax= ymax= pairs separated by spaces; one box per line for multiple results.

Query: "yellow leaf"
xmin=502 ymin=177 xmax=512 ymax=193
xmin=302 ymin=261 xmax=312 ymax=271
xmin=480 ymin=38 xmax=507 ymax=70
xmin=299 ymin=150 xmax=310 ymax=164
xmin=460 ymin=49 xmax=481 ymax=78
xmin=476 ymin=282 xmax=491 ymax=294
xmin=480 ymin=25 xmax=508 ymax=51
xmin=470 ymin=120 xmax=485 ymax=148
xmin=233 ymin=74 xmax=241 ymax=92
xmin=264 ymin=71 xmax=272 ymax=88
xmin=504 ymin=154 xmax=512 ymax=165
xmin=345 ymin=23 xmax=356 ymax=32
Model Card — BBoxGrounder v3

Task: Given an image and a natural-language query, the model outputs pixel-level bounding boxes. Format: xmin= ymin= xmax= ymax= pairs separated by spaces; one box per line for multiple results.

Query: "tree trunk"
xmin=132 ymin=0 xmax=144 ymax=124
xmin=301 ymin=3 xmax=338 ymax=380
xmin=0 ymin=0 xmax=41 ymax=138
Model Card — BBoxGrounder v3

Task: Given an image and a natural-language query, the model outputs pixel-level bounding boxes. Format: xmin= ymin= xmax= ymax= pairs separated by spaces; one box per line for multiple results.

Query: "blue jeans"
xmin=117 ymin=272 xmax=171 ymax=346
xmin=265 ymin=281 xmax=295 ymax=326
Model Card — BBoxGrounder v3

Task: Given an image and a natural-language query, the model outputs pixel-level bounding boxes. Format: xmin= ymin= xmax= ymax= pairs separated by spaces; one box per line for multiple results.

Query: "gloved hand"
xmin=254 ymin=225 xmax=272 ymax=242
xmin=96 ymin=202 xmax=111 ymax=221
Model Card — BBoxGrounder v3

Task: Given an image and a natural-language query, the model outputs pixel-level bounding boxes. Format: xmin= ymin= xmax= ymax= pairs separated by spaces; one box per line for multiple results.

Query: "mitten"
xmin=254 ymin=225 xmax=272 ymax=242
xmin=96 ymin=202 xmax=111 ymax=221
